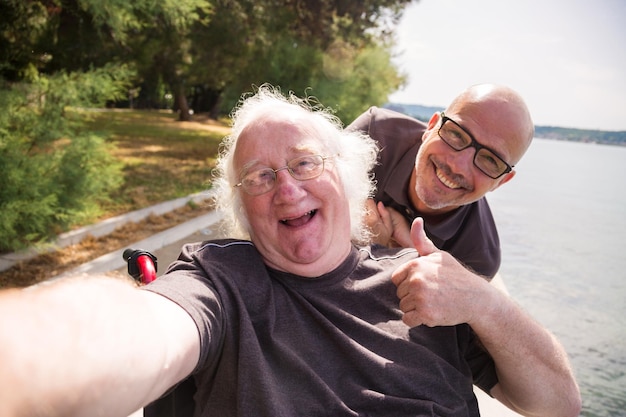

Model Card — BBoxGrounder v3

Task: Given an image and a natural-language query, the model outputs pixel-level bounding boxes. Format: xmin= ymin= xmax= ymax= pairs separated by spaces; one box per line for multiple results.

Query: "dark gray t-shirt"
xmin=144 ymin=239 xmax=498 ymax=417
xmin=347 ymin=107 xmax=501 ymax=279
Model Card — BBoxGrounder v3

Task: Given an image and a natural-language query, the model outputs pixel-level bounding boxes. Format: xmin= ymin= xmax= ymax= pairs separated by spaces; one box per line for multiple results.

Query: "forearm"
xmin=0 ymin=275 xmax=199 ymax=417
xmin=396 ymin=220 xmax=581 ymax=416
xmin=472 ymin=286 xmax=581 ymax=417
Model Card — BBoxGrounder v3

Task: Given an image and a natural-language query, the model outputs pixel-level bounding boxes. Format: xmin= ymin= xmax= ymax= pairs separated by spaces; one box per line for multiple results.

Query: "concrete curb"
xmin=54 ymin=210 xmax=223 ymax=279
xmin=0 ymin=192 xmax=212 ymax=273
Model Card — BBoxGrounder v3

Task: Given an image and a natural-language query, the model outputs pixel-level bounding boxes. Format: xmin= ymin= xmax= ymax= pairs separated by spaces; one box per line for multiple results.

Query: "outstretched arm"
xmin=0 ymin=275 xmax=200 ymax=417
xmin=392 ymin=218 xmax=581 ymax=417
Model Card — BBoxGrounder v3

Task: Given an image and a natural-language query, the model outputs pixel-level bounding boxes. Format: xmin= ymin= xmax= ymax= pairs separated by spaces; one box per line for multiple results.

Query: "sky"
xmin=388 ymin=0 xmax=626 ymax=131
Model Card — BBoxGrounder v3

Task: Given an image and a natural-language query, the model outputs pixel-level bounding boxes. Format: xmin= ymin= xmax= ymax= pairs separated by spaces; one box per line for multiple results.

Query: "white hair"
xmin=212 ymin=85 xmax=379 ymax=244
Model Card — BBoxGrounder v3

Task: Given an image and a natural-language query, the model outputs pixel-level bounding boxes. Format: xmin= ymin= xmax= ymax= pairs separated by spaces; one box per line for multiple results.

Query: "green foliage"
xmin=220 ymin=38 xmax=406 ymax=124
xmin=0 ymin=0 xmax=415 ymax=251
xmin=0 ymin=65 xmax=133 ymax=252
xmin=0 ymin=0 xmax=50 ymax=80
xmin=311 ymin=43 xmax=407 ymax=123
xmin=79 ymin=0 xmax=212 ymax=38
xmin=1 ymin=0 xmax=412 ymax=119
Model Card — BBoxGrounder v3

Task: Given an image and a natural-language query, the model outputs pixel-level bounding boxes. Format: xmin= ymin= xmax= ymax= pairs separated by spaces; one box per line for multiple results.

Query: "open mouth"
xmin=279 ymin=209 xmax=318 ymax=227
xmin=435 ymin=168 xmax=462 ymax=189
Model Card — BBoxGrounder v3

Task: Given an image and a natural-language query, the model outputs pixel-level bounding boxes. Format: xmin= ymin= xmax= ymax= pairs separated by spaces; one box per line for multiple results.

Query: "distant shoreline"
xmin=385 ymin=103 xmax=626 ymax=147
xmin=532 ymin=126 xmax=626 ymax=147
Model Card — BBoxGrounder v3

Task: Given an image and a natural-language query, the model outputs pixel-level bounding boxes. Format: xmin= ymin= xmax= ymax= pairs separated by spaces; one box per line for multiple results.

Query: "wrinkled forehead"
xmin=233 ymin=114 xmax=328 ymax=169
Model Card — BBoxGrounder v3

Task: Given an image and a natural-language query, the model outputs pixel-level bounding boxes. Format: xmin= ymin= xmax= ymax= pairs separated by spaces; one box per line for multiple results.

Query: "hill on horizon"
xmin=384 ymin=102 xmax=626 ymax=147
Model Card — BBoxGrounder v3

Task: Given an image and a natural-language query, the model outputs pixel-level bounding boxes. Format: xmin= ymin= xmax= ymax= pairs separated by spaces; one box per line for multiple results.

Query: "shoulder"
xmin=371 ymin=109 xmax=426 ymax=150
xmin=347 ymin=107 xmax=426 ymax=135
xmin=164 ymin=239 xmax=266 ymax=285
xmin=180 ymin=239 xmax=258 ymax=261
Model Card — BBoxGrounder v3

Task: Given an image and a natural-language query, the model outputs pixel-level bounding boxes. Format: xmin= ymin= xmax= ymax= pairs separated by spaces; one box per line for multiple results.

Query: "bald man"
xmin=348 ymin=84 xmax=534 ymax=279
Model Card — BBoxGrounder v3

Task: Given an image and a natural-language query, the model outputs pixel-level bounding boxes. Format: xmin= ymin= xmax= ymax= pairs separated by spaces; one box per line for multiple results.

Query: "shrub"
xmin=0 ymin=65 xmax=133 ymax=252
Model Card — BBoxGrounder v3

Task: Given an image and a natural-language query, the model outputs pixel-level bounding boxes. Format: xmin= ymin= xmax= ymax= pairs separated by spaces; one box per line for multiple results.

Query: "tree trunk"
xmin=174 ymin=86 xmax=191 ymax=122
xmin=208 ymin=92 xmax=223 ymax=119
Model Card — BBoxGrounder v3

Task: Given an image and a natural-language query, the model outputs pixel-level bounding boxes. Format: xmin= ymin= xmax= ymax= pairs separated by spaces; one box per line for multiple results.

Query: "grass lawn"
xmin=79 ymin=108 xmax=231 ymax=220
xmin=0 ymin=110 xmax=231 ymax=288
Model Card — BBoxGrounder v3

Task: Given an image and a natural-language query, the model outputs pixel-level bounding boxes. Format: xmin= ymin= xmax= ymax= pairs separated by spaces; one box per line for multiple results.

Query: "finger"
xmin=395 ymin=279 xmax=409 ymax=299
xmin=398 ymin=293 xmax=417 ymax=313
xmin=410 ymin=217 xmax=438 ymax=256
xmin=376 ymin=202 xmax=394 ymax=230
xmin=391 ymin=262 xmax=410 ymax=287
xmin=402 ymin=310 xmax=423 ymax=328
xmin=389 ymin=210 xmax=413 ymax=248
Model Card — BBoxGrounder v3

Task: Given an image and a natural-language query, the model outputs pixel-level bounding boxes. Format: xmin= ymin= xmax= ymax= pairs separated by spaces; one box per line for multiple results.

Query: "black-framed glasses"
xmin=234 ymin=154 xmax=330 ymax=196
xmin=437 ymin=112 xmax=513 ymax=179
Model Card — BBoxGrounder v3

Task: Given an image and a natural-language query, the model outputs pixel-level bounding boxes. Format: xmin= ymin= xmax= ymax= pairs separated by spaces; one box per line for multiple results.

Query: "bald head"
xmin=446 ymin=84 xmax=534 ymax=165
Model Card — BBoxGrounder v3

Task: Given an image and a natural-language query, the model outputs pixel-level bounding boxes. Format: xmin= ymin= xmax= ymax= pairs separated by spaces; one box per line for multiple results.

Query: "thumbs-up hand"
xmin=407 ymin=217 xmax=436 ymax=256
xmin=391 ymin=218 xmax=489 ymax=328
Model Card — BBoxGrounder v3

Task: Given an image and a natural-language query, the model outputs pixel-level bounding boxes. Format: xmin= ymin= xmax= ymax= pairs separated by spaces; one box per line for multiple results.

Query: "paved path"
xmin=57 ymin=211 xmax=223 ymax=279
xmin=0 ymin=192 xmax=212 ymax=273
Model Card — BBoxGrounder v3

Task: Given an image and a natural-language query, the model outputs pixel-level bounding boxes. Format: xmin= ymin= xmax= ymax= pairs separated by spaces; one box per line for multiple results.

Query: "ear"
xmin=490 ymin=170 xmax=515 ymax=191
xmin=427 ymin=112 xmax=440 ymax=130
xmin=422 ymin=113 xmax=441 ymax=142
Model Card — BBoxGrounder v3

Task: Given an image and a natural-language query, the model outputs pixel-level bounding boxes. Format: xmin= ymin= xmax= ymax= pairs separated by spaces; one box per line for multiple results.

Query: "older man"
xmin=0 ymin=86 xmax=580 ymax=417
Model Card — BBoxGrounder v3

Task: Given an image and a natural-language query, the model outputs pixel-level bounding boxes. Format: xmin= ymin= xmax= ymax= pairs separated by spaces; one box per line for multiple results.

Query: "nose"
xmin=273 ymin=169 xmax=306 ymax=201
xmin=443 ymin=146 xmax=472 ymax=173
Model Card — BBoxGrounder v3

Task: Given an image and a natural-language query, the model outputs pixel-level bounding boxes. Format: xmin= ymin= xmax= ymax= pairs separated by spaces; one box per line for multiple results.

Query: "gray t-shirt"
xmin=144 ymin=239 xmax=498 ymax=417
xmin=347 ymin=107 xmax=501 ymax=279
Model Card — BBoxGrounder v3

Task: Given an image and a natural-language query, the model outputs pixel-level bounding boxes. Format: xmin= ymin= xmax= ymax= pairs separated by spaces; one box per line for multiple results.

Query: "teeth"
xmin=436 ymin=168 xmax=461 ymax=189
xmin=280 ymin=210 xmax=315 ymax=223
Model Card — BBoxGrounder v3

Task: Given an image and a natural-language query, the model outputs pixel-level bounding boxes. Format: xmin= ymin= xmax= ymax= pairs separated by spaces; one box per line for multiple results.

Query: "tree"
xmin=137 ymin=0 xmax=414 ymax=118
xmin=0 ymin=0 xmax=415 ymax=250
xmin=312 ymin=42 xmax=407 ymax=124
xmin=0 ymin=0 xmax=51 ymax=81
xmin=1 ymin=0 xmax=414 ymax=120
xmin=0 ymin=64 xmax=134 ymax=251
xmin=0 ymin=0 xmax=213 ymax=119
xmin=201 ymin=0 xmax=412 ymax=120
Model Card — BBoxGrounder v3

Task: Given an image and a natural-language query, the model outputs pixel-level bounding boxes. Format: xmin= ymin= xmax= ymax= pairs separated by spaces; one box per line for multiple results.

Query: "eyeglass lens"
xmin=438 ymin=118 xmax=510 ymax=178
xmin=238 ymin=155 xmax=325 ymax=195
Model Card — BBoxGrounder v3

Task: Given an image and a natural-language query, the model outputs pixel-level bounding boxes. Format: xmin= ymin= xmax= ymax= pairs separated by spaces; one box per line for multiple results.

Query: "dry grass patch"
xmin=82 ymin=109 xmax=229 ymax=217
xmin=0 ymin=110 xmax=230 ymax=288
xmin=0 ymin=201 xmax=214 ymax=289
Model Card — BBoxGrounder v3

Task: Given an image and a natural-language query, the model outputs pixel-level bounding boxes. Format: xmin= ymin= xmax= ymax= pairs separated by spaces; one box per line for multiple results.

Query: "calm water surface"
xmin=487 ymin=139 xmax=626 ymax=417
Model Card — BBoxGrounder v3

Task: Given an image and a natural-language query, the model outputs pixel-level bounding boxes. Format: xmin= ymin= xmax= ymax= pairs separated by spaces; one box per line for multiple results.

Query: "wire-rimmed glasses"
xmin=234 ymin=154 xmax=331 ymax=196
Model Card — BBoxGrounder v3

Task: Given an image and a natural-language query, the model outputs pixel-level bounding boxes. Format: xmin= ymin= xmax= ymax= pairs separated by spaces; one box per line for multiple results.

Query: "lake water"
xmin=486 ymin=138 xmax=626 ymax=417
